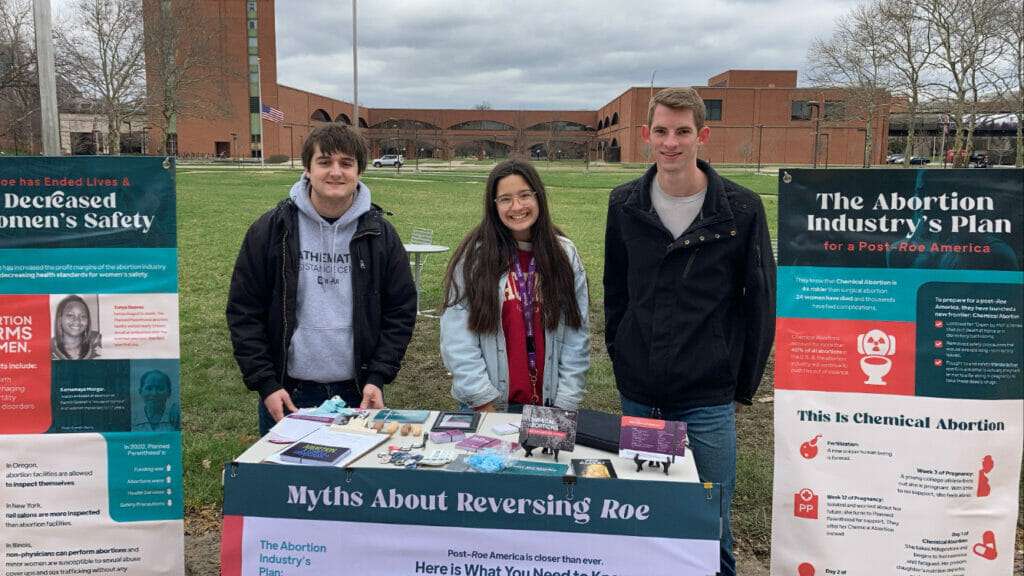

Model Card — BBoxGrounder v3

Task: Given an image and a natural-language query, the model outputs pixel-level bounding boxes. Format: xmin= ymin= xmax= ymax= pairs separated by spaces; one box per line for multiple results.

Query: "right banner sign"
xmin=770 ymin=168 xmax=1023 ymax=575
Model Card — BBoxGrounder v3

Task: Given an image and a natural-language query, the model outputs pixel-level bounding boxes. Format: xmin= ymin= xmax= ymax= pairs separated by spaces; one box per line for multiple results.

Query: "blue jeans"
xmin=258 ymin=381 xmax=363 ymax=436
xmin=620 ymin=396 xmax=736 ymax=576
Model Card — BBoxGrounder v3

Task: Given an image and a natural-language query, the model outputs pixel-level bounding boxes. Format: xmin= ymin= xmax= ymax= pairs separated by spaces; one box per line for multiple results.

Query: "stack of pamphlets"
xmin=265 ymin=427 xmax=389 ymax=468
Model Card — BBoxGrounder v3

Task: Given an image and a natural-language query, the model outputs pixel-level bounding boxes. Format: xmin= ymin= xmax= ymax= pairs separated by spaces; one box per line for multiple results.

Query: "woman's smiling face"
xmin=495 ymin=173 xmax=538 ymax=241
xmin=61 ymin=301 xmax=89 ymax=337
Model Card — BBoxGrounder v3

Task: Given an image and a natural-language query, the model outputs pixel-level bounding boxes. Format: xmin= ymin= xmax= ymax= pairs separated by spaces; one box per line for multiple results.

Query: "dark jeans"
xmin=620 ymin=396 xmax=737 ymax=576
xmin=258 ymin=378 xmax=362 ymax=436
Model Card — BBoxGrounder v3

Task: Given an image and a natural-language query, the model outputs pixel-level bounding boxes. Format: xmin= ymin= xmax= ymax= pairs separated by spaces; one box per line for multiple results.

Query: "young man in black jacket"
xmin=604 ymin=88 xmax=776 ymax=576
xmin=227 ymin=125 xmax=417 ymax=435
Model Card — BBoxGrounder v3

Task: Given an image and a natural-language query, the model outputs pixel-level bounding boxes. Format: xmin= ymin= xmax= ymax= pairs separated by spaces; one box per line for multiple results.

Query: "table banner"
xmin=0 ymin=157 xmax=183 ymax=576
xmin=770 ymin=168 xmax=1023 ymax=575
xmin=221 ymin=462 xmax=721 ymax=575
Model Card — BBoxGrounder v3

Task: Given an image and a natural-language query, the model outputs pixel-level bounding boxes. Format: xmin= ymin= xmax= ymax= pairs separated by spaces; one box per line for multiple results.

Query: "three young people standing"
xmin=229 ymin=89 xmax=775 ymax=576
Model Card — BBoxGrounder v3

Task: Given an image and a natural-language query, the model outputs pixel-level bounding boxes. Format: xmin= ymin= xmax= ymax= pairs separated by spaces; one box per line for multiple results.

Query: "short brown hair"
xmin=301 ymin=124 xmax=368 ymax=173
xmin=647 ymin=87 xmax=707 ymax=130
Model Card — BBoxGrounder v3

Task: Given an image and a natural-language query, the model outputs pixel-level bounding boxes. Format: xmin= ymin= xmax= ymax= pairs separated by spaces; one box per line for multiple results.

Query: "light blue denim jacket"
xmin=440 ymin=237 xmax=590 ymax=411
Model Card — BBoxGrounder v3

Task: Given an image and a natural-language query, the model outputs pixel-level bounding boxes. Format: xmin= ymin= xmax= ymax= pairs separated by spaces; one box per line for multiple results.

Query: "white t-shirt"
xmin=651 ymin=177 xmax=706 ymax=239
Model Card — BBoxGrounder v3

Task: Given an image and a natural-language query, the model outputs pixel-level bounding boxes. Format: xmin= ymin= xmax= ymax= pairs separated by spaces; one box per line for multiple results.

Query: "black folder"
xmin=575 ymin=409 xmax=620 ymax=453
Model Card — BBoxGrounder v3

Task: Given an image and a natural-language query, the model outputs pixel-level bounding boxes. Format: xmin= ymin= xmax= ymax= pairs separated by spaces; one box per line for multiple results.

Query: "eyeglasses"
xmin=494 ymin=191 xmax=537 ymax=208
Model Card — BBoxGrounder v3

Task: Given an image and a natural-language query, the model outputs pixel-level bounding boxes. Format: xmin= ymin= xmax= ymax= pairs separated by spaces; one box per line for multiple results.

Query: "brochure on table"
xmin=770 ymin=168 xmax=1023 ymax=576
xmin=264 ymin=427 xmax=389 ymax=468
xmin=0 ymin=157 xmax=183 ymax=576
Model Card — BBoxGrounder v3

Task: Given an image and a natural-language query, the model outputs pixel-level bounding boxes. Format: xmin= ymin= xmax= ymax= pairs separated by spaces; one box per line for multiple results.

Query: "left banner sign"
xmin=0 ymin=157 xmax=183 ymax=576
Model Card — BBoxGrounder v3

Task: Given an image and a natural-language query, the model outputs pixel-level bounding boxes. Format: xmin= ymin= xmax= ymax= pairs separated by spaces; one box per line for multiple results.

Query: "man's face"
xmin=642 ymin=105 xmax=710 ymax=174
xmin=306 ymin=145 xmax=360 ymax=214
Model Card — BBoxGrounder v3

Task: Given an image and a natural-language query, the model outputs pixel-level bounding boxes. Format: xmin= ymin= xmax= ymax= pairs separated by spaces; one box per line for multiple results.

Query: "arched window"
xmin=611 ymin=112 xmax=619 ymax=125
xmin=449 ymin=120 xmax=515 ymax=131
xmin=335 ymin=113 xmax=352 ymax=125
xmin=310 ymin=109 xmax=331 ymax=122
xmin=369 ymin=119 xmax=442 ymax=130
xmin=610 ymin=138 xmax=619 ymax=148
xmin=604 ymin=116 xmax=611 ymax=127
xmin=524 ymin=121 xmax=592 ymax=132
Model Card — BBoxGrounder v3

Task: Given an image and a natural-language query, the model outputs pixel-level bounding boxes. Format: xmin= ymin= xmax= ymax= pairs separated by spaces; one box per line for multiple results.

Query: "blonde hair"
xmin=647 ymin=87 xmax=707 ymax=129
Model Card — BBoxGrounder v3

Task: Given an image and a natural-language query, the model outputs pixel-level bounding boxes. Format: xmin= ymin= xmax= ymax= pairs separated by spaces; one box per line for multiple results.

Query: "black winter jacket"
xmin=226 ymin=198 xmax=417 ymax=400
xmin=603 ymin=160 xmax=776 ymax=409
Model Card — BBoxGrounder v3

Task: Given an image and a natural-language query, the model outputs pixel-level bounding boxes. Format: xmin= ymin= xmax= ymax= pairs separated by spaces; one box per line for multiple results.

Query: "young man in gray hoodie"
xmin=227 ymin=125 xmax=417 ymax=435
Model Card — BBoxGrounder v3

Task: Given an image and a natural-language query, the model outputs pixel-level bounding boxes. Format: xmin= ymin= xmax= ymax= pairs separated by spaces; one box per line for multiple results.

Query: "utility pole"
xmin=33 ymin=0 xmax=60 ymax=155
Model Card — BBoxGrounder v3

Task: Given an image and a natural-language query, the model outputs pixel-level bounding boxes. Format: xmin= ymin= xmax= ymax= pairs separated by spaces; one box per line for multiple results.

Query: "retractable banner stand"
xmin=221 ymin=463 xmax=721 ymax=576
xmin=770 ymin=168 xmax=1023 ymax=575
xmin=0 ymin=157 xmax=183 ymax=576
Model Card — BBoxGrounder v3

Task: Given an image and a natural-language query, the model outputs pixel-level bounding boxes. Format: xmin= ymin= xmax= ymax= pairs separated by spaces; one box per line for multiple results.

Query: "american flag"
xmin=261 ymin=104 xmax=284 ymax=123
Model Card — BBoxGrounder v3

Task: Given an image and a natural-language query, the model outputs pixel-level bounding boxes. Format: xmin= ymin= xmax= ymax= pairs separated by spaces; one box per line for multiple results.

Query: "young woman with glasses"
xmin=440 ymin=159 xmax=589 ymax=413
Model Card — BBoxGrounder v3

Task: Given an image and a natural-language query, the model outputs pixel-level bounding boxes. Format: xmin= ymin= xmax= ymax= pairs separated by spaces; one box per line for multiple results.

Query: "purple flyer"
xmin=618 ymin=416 xmax=687 ymax=459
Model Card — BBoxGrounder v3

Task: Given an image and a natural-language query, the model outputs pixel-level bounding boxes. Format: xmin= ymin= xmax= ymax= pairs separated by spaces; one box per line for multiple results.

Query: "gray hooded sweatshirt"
xmin=286 ymin=176 xmax=371 ymax=382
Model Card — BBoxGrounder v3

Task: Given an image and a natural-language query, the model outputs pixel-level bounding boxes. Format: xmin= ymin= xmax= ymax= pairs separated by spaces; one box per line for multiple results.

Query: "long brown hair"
xmin=443 ymin=159 xmax=583 ymax=333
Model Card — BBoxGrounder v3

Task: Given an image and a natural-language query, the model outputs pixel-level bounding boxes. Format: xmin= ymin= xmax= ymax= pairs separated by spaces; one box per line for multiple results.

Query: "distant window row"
xmin=366 ymin=119 xmax=594 ymax=131
xmin=598 ymin=112 xmax=620 ymax=130
xmin=792 ymin=100 xmax=845 ymax=121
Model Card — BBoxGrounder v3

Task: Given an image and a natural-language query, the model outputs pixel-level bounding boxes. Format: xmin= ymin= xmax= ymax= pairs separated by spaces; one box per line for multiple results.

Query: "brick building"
xmin=146 ymin=1 xmax=889 ymax=165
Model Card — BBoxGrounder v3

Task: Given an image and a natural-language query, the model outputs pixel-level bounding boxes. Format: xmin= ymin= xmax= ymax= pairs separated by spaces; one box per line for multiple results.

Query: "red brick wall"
xmin=145 ymin=1 xmax=888 ymax=166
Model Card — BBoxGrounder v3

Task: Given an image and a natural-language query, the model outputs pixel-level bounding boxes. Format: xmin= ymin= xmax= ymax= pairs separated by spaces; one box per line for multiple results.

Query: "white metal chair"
xmin=410 ymin=227 xmax=433 ymax=245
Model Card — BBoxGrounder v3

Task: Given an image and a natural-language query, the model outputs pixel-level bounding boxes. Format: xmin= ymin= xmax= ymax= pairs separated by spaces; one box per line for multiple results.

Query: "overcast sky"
xmin=273 ymin=0 xmax=861 ymax=110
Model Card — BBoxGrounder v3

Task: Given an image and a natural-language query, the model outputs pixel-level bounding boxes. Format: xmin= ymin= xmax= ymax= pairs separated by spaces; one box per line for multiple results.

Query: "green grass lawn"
xmin=177 ymin=163 xmax=780 ymax=555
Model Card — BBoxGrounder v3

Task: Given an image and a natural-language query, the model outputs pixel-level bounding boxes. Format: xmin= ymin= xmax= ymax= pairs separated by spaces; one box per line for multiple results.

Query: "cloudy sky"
xmin=273 ymin=0 xmax=861 ymax=110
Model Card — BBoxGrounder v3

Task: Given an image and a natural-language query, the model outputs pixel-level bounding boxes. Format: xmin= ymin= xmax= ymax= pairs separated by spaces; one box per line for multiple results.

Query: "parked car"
xmin=908 ymin=156 xmax=930 ymax=165
xmin=886 ymin=154 xmax=904 ymax=164
xmin=968 ymin=152 xmax=990 ymax=168
xmin=372 ymin=154 xmax=403 ymax=168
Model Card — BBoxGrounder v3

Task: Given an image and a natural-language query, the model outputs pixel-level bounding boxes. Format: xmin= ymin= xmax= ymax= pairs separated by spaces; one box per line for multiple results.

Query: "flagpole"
xmin=352 ymin=0 xmax=358 ymax=130
xmin=257 ymin=56 xmax=265 ymax=168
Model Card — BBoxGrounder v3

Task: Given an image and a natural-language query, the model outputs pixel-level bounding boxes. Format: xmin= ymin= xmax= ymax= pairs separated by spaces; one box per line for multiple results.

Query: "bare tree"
xmin=143 ymin=0 xmax=232 ymax=155
xmin=0 ymin=0 xmax=38 ymax=152
xmin=56 ymin=0 xmax=145 ymax=155
xmin=877 ymin=0 xmax=936 ymax=164
xmin=916 ymin=0 xmax=1006 ymax=165
xmin=807 ymin=2 xmax=891 ymax=166
xmin=984 ymin=0 xmax=1023 ymax=166
xmin=0 ymin=0 xmax=33 ymax=89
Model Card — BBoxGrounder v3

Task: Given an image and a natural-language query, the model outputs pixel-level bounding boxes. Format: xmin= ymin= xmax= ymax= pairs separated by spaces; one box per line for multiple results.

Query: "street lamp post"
xmin=807 ymin=101 xmax=821 ymax=168
xmin=284 ymin=124 xmax=295 ymax=168
xmin=230 ymin=132 xmax=238 ymax=166
xmin=755 ymin=124 xmax=765 ymax=174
